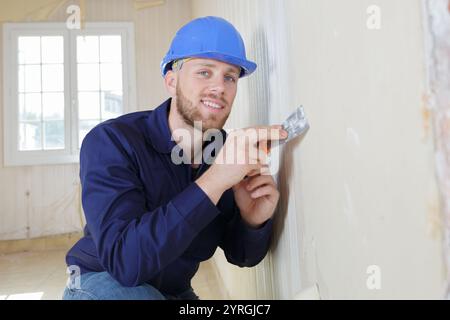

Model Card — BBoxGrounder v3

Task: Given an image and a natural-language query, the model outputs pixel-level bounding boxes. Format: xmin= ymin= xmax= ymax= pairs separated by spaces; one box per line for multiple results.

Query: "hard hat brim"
xmin=161 ymin=52 xmax=257 ymax=78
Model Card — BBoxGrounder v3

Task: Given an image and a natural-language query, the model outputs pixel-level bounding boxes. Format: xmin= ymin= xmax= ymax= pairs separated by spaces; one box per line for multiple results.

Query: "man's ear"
xmin=164 ymin=70 xmax=177 ymax=96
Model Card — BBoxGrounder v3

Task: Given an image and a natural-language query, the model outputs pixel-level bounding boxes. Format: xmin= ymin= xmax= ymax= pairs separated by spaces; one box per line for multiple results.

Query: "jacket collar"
xmin=146 ymin=98 xmax=177 ymax=154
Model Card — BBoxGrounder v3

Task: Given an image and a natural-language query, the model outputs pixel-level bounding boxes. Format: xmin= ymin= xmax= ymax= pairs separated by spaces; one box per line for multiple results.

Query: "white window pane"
xmin=43 ymin=93 xmax=64 ymax=120
xmin=79 ymin=120 xmax=100 ymax=147
xmin=42 ymin=64 xmax=64 ymax=92
xmin=77 ymin=64 xmax=100 ymax=91
xmin=23 ymin=93 xmax=42 ymax=121
xmin=24 ymin=65 xmax=41 ymax=92
xmin=19 ymin=94 xmax=25 ymax=120
xmin=19 ymin=122 xmax=42 ymax=150
xmin=18 ymin=37 xmax=40 ymax=64
xmin=18 ymin=66 xmax=25 ymax=92
xmin=100 ymin=36 xmax=122 ymax=63
xmin=100 ymin=63 xmax=122 ymax=91
xmin=78 ymin=92 xmax=100 ymax=120
xmin=101 ymin=91 xmax=123 ymax=120
xmin=77 ymin=36 xmax=99 ymax=63
xmin=41 ymin=36 xmax=63 ymax=63
xmin=44 ymin=121 xmax=64 ymax=149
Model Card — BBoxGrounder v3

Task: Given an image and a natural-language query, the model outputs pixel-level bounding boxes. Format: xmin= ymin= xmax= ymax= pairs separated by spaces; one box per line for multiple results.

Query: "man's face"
xmin=173 ymin=58 xmax=240 ymax=131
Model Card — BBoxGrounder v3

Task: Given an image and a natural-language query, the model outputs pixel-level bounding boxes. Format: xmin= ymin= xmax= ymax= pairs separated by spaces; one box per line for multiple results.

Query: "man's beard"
xmin=175 ymin=84 xmax=229 ymax=131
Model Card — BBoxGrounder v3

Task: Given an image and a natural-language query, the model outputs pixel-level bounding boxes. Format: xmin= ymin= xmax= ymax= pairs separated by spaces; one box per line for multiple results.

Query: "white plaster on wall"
xmin=422 ymin=0 xmax=450 ymax=297
xmin=343 ymin=182 xmax=357 ymax=227
xmin=346 ymin=128 xmax=361 ymax=147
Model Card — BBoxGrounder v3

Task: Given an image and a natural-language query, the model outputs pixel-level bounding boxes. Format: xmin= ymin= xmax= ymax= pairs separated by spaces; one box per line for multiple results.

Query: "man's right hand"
xmin=196 ymin=125 xmax=287 ymax=205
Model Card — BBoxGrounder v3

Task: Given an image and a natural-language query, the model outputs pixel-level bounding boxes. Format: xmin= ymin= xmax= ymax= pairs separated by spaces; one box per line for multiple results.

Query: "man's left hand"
xmin=232 ymin=172 xmax=280 ymax=228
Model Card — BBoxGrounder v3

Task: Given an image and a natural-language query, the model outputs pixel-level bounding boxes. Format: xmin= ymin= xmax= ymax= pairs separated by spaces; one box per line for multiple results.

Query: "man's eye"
xmin=225 ymin=75 xmax=237 ymax=83
xmin=198 ymin=71 xmax=210 ymax=77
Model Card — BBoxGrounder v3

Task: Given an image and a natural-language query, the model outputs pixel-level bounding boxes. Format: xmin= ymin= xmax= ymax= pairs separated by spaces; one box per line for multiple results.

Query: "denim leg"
xmin=62 ymin=272 xmax=166 ymax=300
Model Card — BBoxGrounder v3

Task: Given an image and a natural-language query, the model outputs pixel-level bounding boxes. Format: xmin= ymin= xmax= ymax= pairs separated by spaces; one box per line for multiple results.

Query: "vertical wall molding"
xmin=422 ymin=0 xmax=450 ymax=298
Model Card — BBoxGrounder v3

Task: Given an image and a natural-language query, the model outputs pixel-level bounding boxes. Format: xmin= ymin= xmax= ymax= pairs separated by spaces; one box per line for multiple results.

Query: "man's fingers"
xmin=239 ymin=125 xmax=288 ymax=142
xmin=247 ymin=165 xmax=271 ymax=177
xmin=259 ymin=165 xmax=271 ymax=176
xmin=243 ymin=124 xmax=282 ymax=131
xmin=256 ymin=125 xmax=287 ymax=142
xmin=247 ymin=168 xmax=261 ymax=177
xmin=246 ymin=174 xmax=276 ymax=192
xmin=250 ymin=185 xmax=279 ymax=201
xmin=244 ymin=161 xmax=265 ymax=177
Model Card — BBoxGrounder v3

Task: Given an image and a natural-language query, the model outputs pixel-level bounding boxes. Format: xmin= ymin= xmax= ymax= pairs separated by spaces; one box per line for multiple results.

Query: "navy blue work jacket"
xmin=66 ymin=98 xmax=273 ymax=295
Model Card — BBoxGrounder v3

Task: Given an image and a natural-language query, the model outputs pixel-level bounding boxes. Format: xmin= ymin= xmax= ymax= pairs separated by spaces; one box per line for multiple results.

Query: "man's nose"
xmin=208 ymin=77 xmax=226 ymax=95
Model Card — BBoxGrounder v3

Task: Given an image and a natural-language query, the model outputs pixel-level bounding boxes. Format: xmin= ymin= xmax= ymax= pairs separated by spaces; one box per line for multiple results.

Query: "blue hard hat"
xmin=161 ymin=16 xmax=257 ymax=78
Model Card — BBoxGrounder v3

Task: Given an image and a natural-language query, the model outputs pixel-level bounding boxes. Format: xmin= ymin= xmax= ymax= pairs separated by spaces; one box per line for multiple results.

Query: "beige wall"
xmin=192 ymin=0 xmax=446 ymax=299
xmin=0 ymin=0 xmax=191 ymax=240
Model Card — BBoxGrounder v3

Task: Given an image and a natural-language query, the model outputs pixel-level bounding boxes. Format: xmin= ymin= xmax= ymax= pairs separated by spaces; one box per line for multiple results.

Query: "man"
xmin=63 ymin=16 xmax=287 ymax=300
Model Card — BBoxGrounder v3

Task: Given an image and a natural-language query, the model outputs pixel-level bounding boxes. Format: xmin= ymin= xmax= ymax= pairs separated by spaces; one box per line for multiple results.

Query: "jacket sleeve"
xmin=219 ymin=195 xmax=274 ymax=267
xmin=80 ymin=125 xmax=220 ymax=287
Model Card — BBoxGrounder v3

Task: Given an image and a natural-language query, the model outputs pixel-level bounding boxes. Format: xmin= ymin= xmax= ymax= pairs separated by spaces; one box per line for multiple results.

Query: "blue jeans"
xmin=62 ymin=271 xmax=199 ymax=300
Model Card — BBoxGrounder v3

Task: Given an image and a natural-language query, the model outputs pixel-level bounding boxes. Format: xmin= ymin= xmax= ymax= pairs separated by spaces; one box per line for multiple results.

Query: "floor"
xmin=0 ymin=249 xmax=227 ymax=300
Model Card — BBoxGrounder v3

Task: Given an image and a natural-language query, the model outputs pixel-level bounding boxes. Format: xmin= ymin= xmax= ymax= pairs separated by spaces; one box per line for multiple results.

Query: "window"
xmin=3 ymin=23 xmax=136 ymax=166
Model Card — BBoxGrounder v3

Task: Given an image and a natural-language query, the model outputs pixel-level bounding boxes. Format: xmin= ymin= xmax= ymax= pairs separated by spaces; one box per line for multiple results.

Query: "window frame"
xmin=3 ymin=22 xmax=137 ymax=166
